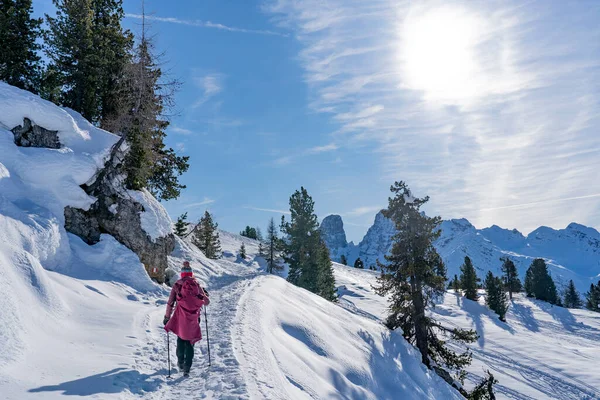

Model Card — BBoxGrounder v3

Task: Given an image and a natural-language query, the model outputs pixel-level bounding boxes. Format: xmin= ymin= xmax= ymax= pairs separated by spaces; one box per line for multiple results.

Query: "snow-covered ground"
xmin=2 ymin=83 xmax=600 ymax=399
xmin=335 ymin=264 xmax=600 ymax=400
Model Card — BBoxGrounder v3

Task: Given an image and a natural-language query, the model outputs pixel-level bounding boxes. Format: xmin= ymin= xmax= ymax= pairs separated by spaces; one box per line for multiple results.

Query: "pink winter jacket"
xmin=164 ymin=277 xmax=210 ymax=344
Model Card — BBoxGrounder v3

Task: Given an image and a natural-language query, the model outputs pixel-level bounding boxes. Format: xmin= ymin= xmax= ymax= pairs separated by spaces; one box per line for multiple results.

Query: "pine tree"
xmin=174 ymin=212 xmax=189 ymax=237
xmin=353 ymin=257 xmax=364 ymax=269
xmin=340 ymin=254 xmax=348 ymax=266
xmin=374 ymin=182 xmax=482 ymax=394
xmin=524 ymin=258 xmax=558 ymax=304
xmin=256 ymin=227 xmax=263 ymax=242
xmin=240 ymin=226 xmax=258 ymax=239
xmin=45 ymin=0 xmax=97 ymax=119
xmin=485 ymin=271 xmax=509 ymax=321
xmin=585 ymin=282 xmax=600 ymax=312
xmin=316 ymin=240 xmax=337 ymax=301
xmin=281 ymin=187 xmax=336 ymax=300
xmin=238 ymin=242 xmax=246 ymax=260
xmin=460 ymin=256 xmax=479 ymax=301
xmin=500 ymin=256 xmax=521 ymax=300
xmin=451 ymin=274 xmax=461 ymax=293
xmin=192 ymin=211 xmax=221 ymax=259
xmin=266 ymin=217 xmax=282 ymax=274
xmin=563 ymin=280 xmax=582 ymax=309
xmin=0 ymin=0 xmax=42 ymax=92
xmin=45 ymin=0 xmax=133 ymax=122
xmin=524 ymin=267 xmax=534 ymax=297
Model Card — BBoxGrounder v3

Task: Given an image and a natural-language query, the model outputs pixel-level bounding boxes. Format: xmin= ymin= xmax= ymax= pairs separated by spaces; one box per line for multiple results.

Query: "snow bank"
xmin=234 ymin=275 xmax=462 ymax=399
xmin=127 ymin=189 xmax=173 ymax=242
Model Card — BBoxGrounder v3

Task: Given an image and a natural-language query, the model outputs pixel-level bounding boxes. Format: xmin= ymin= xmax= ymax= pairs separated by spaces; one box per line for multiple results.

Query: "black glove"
xmin=202 ymin=288 xmax=209 ymax=297
xmin=163 ymin=316 xmax=170 ymax=326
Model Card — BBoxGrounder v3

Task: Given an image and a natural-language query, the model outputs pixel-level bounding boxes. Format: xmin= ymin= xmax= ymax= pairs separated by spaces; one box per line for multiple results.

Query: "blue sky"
xmin=36 ymin=0 xmax=600 ymax=242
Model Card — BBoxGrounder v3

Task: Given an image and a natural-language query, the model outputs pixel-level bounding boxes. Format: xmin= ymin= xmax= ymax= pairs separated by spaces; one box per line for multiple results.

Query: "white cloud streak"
xmin=125 ymin=13 xmax=288 ymax=37
xmin=244 ymin=206 xmax=291 ymax=215
xmin=185 ymin=198 xmax=215 ymax=208
xmin=192 ymin=73 xmax=223 ymax=109
xmin=266 ymin=0 xmax=600 ymax=233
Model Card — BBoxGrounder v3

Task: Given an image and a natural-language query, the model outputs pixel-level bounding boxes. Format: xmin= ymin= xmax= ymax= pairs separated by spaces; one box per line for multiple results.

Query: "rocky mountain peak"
xmin=320 ymin=215 xmax=348 ymax=250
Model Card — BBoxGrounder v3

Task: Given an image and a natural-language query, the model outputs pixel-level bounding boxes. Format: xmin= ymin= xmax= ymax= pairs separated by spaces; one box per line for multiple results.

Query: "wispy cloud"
xmin=175 ymin=142 xmax=186 ymax=152
xmin=192 ymin=73 xmax=223 ymax=108
xmin=266 ymin=0 xmax=600 ymax=233
xmin=307 ymin=143 xmax=339 ymax=154
xmin=272 ymin=142 xmax=339 ymax=166
xmin=125 ymin=13 xmax=288 ymax=37
xmin=244 ymin=206 xmax=291 ymax=215
xmin=185 ymin=198 xmax=215 ymax=209
xmin=343 ymin=206 xmax=383 ymax=217
xmin=170 ymin=126 xmax=194 ymax=135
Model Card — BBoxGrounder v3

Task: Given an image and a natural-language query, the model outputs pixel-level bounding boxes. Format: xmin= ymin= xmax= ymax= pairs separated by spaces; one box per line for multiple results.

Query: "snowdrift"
xmin=234 ymin=275 xmax=462 ymax=399
xmin=334 ymin=263 xmax=600 ymax=399
xmin=0 ymin=84 xmax=165 ymax=378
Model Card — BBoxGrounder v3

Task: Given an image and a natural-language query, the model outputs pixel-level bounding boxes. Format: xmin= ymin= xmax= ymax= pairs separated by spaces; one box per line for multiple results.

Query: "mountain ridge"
xmin=320 ymin=212 xmax=600 ymax=291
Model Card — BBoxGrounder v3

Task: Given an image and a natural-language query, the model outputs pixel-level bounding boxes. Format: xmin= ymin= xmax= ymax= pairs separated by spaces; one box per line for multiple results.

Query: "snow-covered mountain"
xmin=322 ymin=212 xmax=600 ymax=291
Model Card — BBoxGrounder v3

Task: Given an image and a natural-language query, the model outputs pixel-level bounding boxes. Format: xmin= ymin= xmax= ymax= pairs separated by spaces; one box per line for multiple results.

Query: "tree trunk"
xmin=411 ymin=273 xmax=429 ymax=367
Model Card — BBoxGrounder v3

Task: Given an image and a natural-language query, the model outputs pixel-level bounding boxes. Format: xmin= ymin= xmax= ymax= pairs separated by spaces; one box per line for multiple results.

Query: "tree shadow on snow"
xmin=510 ymin=301 xmax=539 ymax=332
xmin=457 ymin=296 xmax=515 ymax=347
xmin=28 ymin=367 xmax=166 ymax=396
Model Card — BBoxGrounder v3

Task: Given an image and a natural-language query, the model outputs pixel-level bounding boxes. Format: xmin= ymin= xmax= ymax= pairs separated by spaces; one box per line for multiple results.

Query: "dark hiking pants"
xmin=176 ymin=337 xmax=195 ymax=372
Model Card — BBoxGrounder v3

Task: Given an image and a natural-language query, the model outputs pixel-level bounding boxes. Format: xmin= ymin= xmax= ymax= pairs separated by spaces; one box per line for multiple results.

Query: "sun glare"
xmin=399 ymin=6 xmax=484 ymax=104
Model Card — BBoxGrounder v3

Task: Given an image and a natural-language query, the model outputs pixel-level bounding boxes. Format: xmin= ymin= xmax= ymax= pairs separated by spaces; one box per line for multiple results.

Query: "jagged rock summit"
xmin=321 ymin=210 xmax=600 ymax=291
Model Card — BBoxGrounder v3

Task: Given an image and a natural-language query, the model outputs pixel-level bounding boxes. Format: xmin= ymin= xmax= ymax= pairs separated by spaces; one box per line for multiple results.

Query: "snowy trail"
xmin=131 ymin=259 xmax=260 ymax=400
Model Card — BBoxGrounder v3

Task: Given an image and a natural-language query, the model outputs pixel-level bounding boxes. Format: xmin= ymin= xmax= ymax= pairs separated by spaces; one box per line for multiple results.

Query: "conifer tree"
xmin=45 ymin=0 xmax=97 ymax=119
xmin=256 ymin=227 xmax=263 ymax=242
xmin=174 ymin=212 xmax=189 ymax=237
xmin=500 ymin=256 xmax=521 ymax=300
xmin=485 ymin=271 xmax=509 ymax=321
xmin=451 ymin=274 xmax=461 ymax=293
xmin=353 ymin=257 xmax=364 ymax=269
xmin=240 ymin=226 xmax=258 ymax=239
xmin=238 ymin=242 xmax=246 ymax=260
xmin=563 ymin=280 xmax=582 ymax=309
xmin=0 ymin=0 xmax=42 ymax=92
xmin=374 ymin=182 xmax=485 ymax=395
xmin=524 ymin=258 xmax=558 ymax=304
xmin=340 ymin=254 xmax=348 ymax=266
xmin=585 ymin=282 xmax=600 ymax=312
xmin=281 ymin=187 xmax=335 ymax=299
xmin=460 ymin=256 xmax=479 ymax=301
xmin=316 ymin=240 xmax=337 ymax=301
xmin=192 ymin=211 xmax=221 ymax=259
xmin=45 ymin=0 xmax=133 ymax=122
xmin=266 ymin=217 xmax=282 ymax=274
xmin=112 ymin=17 xmax=188 ymax=201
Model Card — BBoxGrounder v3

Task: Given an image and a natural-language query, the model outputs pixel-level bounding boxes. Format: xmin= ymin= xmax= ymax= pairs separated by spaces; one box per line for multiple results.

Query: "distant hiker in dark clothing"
xmin=163 ymin=261 xmax=210 ymax=375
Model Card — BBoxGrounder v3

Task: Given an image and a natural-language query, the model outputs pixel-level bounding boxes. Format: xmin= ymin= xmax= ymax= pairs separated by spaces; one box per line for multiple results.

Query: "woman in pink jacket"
xmin=163 ymin=261 xmax=210 ymax=376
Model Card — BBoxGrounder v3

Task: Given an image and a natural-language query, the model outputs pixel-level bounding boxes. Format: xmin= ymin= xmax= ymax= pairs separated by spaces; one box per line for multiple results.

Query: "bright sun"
xmin=399 ymin=6 xmax=484 ymax=104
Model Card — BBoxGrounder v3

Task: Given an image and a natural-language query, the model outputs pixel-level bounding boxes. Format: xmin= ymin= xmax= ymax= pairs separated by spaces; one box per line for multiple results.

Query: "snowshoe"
xmin=183 ymin=371 xmax=190 ymax=378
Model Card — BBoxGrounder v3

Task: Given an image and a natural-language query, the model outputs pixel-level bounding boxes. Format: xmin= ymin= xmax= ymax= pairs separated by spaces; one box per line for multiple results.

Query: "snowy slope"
xmin=1 ymin=84 xmax=464 ymax=399
xmin=323 ymin=212 xmax=600 ymax=292
xmin=335 ymin=263 xmax=600 ymax=399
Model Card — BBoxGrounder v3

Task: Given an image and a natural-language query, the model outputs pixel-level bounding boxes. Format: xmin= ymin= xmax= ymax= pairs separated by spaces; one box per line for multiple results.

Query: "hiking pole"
xmin=166 ymin=330 xmax=171 ymax=378
xmin=204 ymin=306 xmax=212 ymax=367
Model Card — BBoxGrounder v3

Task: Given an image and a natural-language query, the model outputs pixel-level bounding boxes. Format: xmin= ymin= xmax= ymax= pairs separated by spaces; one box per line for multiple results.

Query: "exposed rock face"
xmin=64 ymin=138 xmax=175 ymax=283
xmin=356 ymin=211 xmax=395 ymax=269
xmin=320 ymin=215 xmax=348 ymax=250
xmin=11 ymin=118 xmax=61 ymax=148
